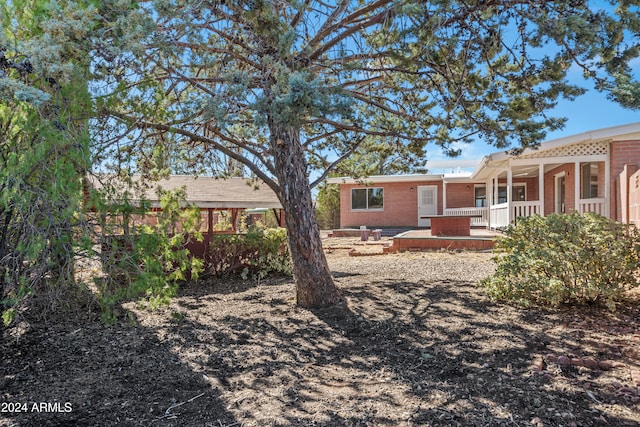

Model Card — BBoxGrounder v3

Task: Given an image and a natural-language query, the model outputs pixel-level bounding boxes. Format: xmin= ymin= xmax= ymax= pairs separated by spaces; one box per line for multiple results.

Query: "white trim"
xmin=327 ymin=174 xmax=443 ymax=184
xmin=474 ymin=184 xmax=487 ymax=208
xmin=574 ymin=162 xmax=581 ymax=214
xmin=484 ymin=122 xmax=640 ymax=163
xmin=604 ymin=158 xmax=611 ymax=217
xmin=471 ymin=123 xmax=640 ymax=180
xmin=555 ymin=172 xmax=566 ymax=214
xmin=539 ymin=164 xmax=545 ymax=215
xmin=507 ymin=164 xmax=513 ymax=224
xmin=417 ymin=185 xmax=438 ymax=227
xmin=510 ymin=154 xmax=608 ymax=166
xmin=442 ymin=180 xmax=447 ymax=211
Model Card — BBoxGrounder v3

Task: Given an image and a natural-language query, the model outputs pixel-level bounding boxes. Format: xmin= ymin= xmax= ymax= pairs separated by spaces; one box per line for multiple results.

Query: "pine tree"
xmin=91 ymin=1 xmax=640 ymax=308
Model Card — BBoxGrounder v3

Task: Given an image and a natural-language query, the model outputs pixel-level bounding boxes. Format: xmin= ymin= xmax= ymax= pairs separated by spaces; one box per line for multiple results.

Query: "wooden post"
xmin=231 ymin=208 xmax=239 ymax=232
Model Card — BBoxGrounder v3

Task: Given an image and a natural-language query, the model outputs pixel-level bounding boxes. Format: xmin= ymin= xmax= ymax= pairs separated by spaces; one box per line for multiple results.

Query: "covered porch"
xmin=463 ymin=140 xmax=610 ymax=229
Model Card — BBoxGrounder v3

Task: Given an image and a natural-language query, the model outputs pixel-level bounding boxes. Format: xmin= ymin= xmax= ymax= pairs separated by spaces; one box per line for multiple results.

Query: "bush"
xmin=97 ymin=188 xmax=204 ymax=324
xmin=481 ymin=213 xmax=640 ymax=309
xmin=207 ymin=227 xmax=291 ymax=280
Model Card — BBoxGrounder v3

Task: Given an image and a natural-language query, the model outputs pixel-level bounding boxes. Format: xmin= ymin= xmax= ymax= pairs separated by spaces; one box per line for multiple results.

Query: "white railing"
xmin=444 ymin=207 xmax=488 ymax=226
xmin=578 ymin=198 xmax=606 ymax=215
xmin=512 ymin=201 xmax=542 ymax=219
xmin=490 ymin=202 xmax=509 ymax=229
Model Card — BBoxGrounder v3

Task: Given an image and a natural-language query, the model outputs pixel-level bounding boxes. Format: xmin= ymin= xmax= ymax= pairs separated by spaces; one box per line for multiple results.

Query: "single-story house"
xmin=327 ymin=122 xmax=640 ymax=230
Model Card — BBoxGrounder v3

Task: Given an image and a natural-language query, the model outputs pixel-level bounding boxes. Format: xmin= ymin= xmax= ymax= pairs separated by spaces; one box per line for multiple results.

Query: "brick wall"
xmin=339 ymin=180 xmax=442 ymax=228
xmin=611 ymin=141 xmax=640 ymax=218
xmin=445 ymin=183 xmax=475 ymax=208
xmin=618 ymin=164 xmax=638 ymax=223
xmin=628 ymin=168 xmax=640 ymax=228
xmin=544 ymin=164 xmax=575 ymax=215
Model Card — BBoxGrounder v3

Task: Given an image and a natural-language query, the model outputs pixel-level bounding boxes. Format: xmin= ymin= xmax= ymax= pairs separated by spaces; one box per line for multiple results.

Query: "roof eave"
xmin=326 ymin=174 xmax=444 ymax=184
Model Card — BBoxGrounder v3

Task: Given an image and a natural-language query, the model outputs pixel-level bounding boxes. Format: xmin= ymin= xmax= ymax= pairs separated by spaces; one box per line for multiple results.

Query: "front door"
xmin=418 ymin=185 xmax=438 ymax=227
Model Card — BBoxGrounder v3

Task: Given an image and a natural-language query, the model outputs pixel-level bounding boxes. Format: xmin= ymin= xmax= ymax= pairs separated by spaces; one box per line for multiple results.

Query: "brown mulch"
xmin=1 ymin=249 xmax=639 ymax=426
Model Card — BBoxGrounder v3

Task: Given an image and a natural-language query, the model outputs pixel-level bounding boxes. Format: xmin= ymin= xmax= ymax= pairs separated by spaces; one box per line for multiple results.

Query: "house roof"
xmin=326 ymin=173 xmax=444 ymax=185
xmin=471 ymin=122 xmax=640 ymax=180
xmin=88 ymin=175 xmax=282 ymax=209
xmin=326 ymin=122 xmax=640 ymax=186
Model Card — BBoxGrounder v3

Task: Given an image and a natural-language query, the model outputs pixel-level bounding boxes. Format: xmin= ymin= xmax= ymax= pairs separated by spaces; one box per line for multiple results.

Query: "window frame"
xmin=476 ymin=183 xmax=527 ymax=205
xmin=350 ymin=187 xmax=384 ymax=211
xmin=497 ymin=183 xmax=527 ymax=204
xmin=581 ymin=162 xmax=599 ymax=199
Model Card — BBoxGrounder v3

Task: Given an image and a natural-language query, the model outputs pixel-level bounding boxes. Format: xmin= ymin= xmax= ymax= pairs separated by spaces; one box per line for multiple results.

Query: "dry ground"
xmin=1 ymin=247 xmax=639 ymax=426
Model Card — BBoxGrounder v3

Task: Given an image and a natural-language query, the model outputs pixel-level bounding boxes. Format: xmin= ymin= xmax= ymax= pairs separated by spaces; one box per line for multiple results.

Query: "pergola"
xmin=87 ymin=175 xmax=284 ymax=232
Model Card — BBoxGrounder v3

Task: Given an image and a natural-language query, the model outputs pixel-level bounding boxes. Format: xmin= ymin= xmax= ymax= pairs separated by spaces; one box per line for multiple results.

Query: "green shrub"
xmin=97 ymin=188 xmax=203 ymax=324
xmin=481 ymin=213 xmax=640 ymax=309
xmin=207 ymin=227 xmax=291 ymax=280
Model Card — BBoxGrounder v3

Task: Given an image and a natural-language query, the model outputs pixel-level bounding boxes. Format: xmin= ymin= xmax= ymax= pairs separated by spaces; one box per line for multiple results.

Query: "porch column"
xmin=506 ymin=164 xmax=513 ymax=224
xmin=574 ymin=162 xmax=581 ymax=214
xmin=442 ymin=180 xmax=447 ymax=213
xmin=486 ymin=178 xmax=493 ymax=229
xmin=538 ymin=164 xmax=545 ymax=216
xmin=604 ymin=157 xmax=611 ymax=218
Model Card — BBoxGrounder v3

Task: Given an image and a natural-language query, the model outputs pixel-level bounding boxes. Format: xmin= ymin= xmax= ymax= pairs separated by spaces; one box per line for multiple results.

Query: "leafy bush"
xmin=481 ymin=213 xmax=640 ymax=309
xmin=97 ymin=188 xmax=204 ymax=324
xmin=207 ymin=227 xmax=291 ymax=280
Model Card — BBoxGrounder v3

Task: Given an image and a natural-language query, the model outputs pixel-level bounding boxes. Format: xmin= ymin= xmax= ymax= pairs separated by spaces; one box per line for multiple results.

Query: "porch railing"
xmin=490 ymin=203 xmax=509 ymax=229
xmin=443 ymin=207 xmax=488 ymax=226
xmin=512 ymin=201 xmax=543 ymax=219
xmin=578 ymin=198 xmax=606 ymax=215
xmin=454 ymin=199 xmax=605 ymax=230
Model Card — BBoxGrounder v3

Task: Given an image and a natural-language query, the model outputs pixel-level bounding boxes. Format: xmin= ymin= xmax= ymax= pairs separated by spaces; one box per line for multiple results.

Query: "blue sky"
xmin=424 ymin=87 xmax=639 ymax=171
xmin=427 ymin=69 xmax=640 ymax=168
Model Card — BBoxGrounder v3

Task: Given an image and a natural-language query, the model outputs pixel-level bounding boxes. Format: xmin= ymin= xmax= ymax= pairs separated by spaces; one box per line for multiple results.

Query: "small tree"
xmin=315 ymin=182 xmax=341 ymax=230
xmin=91 ymin=182 xmax=205 ymax=324
xmin=0 ymin=0 xmax=95 ymax=325
xmin=482 ymin=213 xmax=640 ymax=309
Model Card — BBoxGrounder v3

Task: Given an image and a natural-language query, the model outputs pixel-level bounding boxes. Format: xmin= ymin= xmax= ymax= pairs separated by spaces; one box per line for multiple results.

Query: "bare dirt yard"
xmin=2 ymin=245 xmax=640 ymax=426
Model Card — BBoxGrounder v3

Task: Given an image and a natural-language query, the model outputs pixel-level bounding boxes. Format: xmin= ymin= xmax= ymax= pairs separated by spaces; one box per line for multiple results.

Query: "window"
xmin=581 ymin=163 xmax=599 ymax=199
xmin=351 ymin=188 xmax=384 ymax=210
xmin=513 ymin=185 xmax=526 ymax=202
xmin=476 ymin=184 xmax=525 ymax=205
xmin=474 ymin=186 xmax=486 ymax=207
xmin=497 ymin=184 xmax=526 ymax=203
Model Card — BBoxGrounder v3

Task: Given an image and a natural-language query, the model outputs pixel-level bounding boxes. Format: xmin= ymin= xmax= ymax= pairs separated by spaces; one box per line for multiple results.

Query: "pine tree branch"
xmin=107 ymin=110 xmax=280 ymax=193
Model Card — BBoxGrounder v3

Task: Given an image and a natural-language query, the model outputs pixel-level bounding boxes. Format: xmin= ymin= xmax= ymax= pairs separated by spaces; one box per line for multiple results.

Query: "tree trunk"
xmin=270 ymin=124 xmax=342 ymax=308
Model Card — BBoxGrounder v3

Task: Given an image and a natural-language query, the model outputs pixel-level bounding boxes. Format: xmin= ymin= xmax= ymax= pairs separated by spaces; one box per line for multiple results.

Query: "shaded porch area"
xmin=444 ymin=142 xmax=609 ymax=230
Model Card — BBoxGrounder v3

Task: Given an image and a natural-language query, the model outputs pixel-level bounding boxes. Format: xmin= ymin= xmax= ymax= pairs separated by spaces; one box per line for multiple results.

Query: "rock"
xmin=598 ymin=360 xmax=614 ymax=370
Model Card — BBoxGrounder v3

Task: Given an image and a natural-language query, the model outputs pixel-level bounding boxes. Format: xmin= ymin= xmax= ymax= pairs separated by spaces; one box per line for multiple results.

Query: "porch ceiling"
xmin=492 ymin=163 xmax=564 ymax=178
xmin=491 ymin=160 xmax=604 ymax=179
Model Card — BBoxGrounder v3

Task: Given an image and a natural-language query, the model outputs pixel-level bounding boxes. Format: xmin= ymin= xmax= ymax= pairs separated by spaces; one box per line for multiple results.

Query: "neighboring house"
xmin=86 ymin=175 xmax=284 ymax=232
xmin=327 ymin=122 xmax=640 ymax=230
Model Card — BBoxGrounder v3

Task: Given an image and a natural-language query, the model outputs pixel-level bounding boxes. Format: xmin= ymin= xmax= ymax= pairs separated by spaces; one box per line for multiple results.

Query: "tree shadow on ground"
xmin=139 ymin=272 xmax=638 ymax=426
xmin=0 ymin=316 xmax=236 ymax=427
xmin=3 ymin=260 xmax=638 ymax=427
